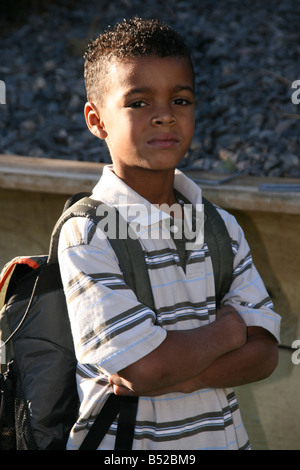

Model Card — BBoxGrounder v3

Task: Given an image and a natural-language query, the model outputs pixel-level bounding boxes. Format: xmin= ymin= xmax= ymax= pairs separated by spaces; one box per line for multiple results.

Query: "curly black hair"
xmin=84 ymin=17 xmax=194 ymax=103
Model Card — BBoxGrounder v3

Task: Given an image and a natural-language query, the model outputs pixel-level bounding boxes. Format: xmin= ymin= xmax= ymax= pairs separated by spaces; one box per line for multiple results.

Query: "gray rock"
xmin=1 ymin=0 xmax=300 ymax=174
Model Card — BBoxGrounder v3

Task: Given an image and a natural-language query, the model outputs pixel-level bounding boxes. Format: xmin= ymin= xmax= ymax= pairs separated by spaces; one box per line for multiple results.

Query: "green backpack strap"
xmin=202 ymin=197 xmax=234 ymax=308
xmin=174 ymin=190 xmax=234 ymax=308
xmin=49 ymin=195 xmax=155 ymax=310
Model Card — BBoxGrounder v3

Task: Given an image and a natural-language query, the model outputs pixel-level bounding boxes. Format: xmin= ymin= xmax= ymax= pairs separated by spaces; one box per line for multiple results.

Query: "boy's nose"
xmin=151 ymin=108 xmax=176 ymax=126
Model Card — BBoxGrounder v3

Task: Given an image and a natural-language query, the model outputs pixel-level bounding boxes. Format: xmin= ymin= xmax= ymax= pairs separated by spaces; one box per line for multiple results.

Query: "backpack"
xmin=0 ymin=193 xmax=233 ymax=450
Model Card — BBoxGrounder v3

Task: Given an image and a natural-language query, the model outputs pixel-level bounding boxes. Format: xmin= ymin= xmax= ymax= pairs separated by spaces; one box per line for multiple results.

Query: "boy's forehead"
xmin=106 ymin=56 xmax=194 ymax=89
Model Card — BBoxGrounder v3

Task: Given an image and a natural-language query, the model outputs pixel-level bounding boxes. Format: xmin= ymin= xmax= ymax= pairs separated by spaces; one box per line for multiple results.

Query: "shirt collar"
xmin=92 ymin=165 xmax=203 ymax=228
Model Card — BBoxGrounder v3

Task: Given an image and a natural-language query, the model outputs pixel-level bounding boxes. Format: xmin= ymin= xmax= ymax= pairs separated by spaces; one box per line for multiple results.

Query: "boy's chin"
xmin=139 ymin=163 xmax=179 ymax=173
xmin=140 ymin=157 xmax=184 ymax=172
xmin=112 ymin=154 xmax=185 ymax=175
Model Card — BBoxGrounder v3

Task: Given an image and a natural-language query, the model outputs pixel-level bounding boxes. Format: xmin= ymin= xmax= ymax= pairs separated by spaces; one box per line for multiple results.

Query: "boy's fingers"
xmin=112 ymin=384 xmax=135 ymax=396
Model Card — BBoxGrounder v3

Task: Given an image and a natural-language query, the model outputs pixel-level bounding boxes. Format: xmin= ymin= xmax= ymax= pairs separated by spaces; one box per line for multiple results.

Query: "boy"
xmin=58 ymin=18 xmax=281 ymax=450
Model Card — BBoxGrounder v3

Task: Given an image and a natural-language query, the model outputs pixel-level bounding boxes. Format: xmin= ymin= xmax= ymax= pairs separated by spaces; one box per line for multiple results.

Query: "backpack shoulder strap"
xmin=174 ymin=190 xmax=234 ymax=308
xmin=202 ymin=197 xmax=234 ymax=308
xmin=48 ymin=195 xmax=155 ymax=310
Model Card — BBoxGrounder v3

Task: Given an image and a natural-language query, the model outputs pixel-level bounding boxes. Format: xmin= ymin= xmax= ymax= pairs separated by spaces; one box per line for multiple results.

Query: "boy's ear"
xmin=84 ymin=102 xmax=107 ymax=140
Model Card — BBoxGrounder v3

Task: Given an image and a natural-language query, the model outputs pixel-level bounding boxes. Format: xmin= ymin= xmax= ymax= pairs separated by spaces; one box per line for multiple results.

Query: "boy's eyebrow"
xmin=173 ymin=85 xmax=195 ymax=94
xmin=123 ymin=87 xmax=152 ymax=99
xmin=124 ymin=85 xmax=195 ymax=99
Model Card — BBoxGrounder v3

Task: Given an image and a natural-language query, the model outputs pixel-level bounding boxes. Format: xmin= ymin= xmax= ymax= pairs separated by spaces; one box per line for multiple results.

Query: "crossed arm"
xmin=109 ymin=304 xmax=279 ymax=396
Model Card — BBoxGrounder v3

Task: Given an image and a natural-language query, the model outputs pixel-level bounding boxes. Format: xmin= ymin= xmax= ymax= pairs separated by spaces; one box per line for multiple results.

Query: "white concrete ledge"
xmin=1 ymin=154 xmax=300 ymax=214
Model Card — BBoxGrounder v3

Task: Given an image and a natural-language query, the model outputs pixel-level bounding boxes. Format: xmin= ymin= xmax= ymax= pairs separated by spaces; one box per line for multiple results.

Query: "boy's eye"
xmin=172 ymin=98 xmax=192 ymax=106
xmin=128 ymin=100 xmax=146 ymax=108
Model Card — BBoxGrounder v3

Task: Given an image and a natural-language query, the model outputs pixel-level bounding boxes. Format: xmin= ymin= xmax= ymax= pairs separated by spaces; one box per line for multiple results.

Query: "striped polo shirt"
xmin=58 ymin=165 xmax=281 ymax=450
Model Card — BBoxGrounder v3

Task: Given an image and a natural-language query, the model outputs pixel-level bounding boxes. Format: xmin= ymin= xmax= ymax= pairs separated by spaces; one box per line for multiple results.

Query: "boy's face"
xmin=85 ymin=55 xmax=195 ymax=179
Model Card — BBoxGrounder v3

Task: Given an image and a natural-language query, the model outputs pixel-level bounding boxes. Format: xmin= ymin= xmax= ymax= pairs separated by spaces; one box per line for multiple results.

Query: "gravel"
xmin=1 ymin=0 xmax=300 ymax=177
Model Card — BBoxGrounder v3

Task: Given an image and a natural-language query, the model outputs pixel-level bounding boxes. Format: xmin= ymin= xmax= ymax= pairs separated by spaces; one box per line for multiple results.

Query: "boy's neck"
xmin=113 ymin=166 xmax=178 ymax=207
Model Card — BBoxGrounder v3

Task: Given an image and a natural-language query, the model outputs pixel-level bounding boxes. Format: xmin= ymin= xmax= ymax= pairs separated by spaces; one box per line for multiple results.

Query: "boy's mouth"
xmin=147 ymin=134 xmax=180 ymax=149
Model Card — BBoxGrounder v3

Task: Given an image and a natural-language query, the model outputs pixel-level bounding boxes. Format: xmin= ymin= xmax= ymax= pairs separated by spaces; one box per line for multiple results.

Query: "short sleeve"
xmin=219 ymin=209 xmax=281 ymax=343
